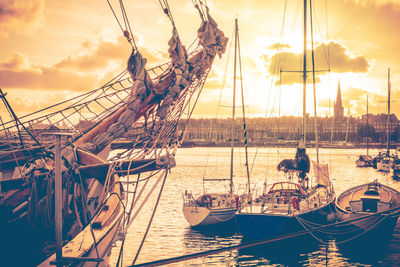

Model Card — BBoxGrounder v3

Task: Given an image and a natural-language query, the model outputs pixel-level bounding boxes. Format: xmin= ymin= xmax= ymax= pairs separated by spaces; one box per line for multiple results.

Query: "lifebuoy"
xmin=292 ymin=197 xmax=300 ymax=210
xmin=200 ymin=194 xmax=212 ymax=208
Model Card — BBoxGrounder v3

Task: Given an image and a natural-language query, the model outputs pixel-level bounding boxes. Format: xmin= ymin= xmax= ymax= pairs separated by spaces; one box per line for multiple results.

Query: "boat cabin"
xmin=267 ymin=182 xmax=306 ymax=197
xmin=193 ymin=193 xmax=238 ymax=210
xmin=348 ymin=184 xmax=391 ymax=213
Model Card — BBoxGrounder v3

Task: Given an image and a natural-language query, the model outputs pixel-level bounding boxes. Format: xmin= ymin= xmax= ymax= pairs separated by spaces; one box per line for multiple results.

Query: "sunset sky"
xmin=1 ymin=0 xmax=400 ymax=120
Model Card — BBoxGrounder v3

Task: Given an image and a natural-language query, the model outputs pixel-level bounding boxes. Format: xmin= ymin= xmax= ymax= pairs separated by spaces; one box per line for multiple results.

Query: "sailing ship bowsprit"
xmin=0 ymin=1 xmax=227 ymax=266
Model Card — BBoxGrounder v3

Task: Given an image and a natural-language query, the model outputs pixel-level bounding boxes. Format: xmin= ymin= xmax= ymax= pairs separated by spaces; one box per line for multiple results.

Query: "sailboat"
xmin=235 ymin=0 xmax=336 ymax=240
xmin=182 ymin=18 xmax=249 ymax=227
xmin=356 ymin=96 xmax=373 ymax=167
xmin=376 ymin=69 xmax=393 ymax=172
xmin=0 ymin=1 xmax=227 ymax=265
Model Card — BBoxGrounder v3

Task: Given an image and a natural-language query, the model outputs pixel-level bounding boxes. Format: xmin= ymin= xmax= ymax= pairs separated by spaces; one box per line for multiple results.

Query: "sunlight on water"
xmin=109 ymin=147 xmax=400 ymax=266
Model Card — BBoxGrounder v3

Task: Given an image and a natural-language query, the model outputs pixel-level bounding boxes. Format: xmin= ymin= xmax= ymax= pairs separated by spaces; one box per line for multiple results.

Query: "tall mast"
xmin=236 ymin=18 xmax=252 ymax=196
xmin=302 ymin=0 xmax=307 ymax=145
xmin=366 ymin=95 xmax=369 ymax=155
xmin=310 ymin=0 xmax=319 ymax=162
xmin=230 ymin=18 xmax=238 ymax=194
xmin=387 ymin=68 xmax=391 ymax=155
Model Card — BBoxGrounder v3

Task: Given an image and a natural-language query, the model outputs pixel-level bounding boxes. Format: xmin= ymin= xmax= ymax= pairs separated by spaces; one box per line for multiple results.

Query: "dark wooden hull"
xmin=236 ymin=200 xmax=335 ymax=240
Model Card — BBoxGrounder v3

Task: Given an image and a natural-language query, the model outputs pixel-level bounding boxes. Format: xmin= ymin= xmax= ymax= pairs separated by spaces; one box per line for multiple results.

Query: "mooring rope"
xmin=129 ymin=205 xmax=400 ymax=266
xmin=131 ymin=169 xmax=169 ymax=265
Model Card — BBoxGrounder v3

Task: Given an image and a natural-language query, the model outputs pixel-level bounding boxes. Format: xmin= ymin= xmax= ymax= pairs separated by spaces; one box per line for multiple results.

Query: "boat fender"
xmin=200 ymin=194 xmax=212 ymax=208
xmin=292 ymin=197 xmax=300 ymax=210
xmin=327 ymin=213 xmax=336 ymax=223
xmin=235 ymin=195 xmax=239 ymax=209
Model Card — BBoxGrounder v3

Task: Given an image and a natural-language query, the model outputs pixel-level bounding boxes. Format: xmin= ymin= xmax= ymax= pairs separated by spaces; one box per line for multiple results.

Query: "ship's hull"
xmin=334 ymin=182 xmax=400 ymax=253
xmin=355 ymin=160 xmax=372 ymax=168
xmin=235 ymin=200 xmax=335 ymax=240
xmin=182 ymin=206 xmax=237 ymax=227
xmin=377 ymin=161 xmax=391 ymax=172
xmin=334 ymin=210 xmax=399 ymax=257
xmin=390 ymin=165 xmax=400 ymax=179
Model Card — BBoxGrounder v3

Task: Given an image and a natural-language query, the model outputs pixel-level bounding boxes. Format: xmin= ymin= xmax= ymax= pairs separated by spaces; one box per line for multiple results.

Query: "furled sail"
xmin=312 ymin=161 xmax=331 ymax=187
xmin=77 ymin=7 xmax=228 ymax=156
xmin=277 ymin=147 xmax=310 ymax=174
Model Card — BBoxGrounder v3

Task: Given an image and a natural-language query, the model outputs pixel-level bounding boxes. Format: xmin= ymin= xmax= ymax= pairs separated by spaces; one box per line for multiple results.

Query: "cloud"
xmin=0 ymin=36 xmax=170 ymax=93
xmin=55 ymin=36 xmax=167 ymax=71
xmin=0 ymin=52 xmax=38 ymax=72
xmin=268 ymin=43 xmax=291 ymax=50
xmin=350 ymin=0 xmax=400 ymax=7
xmin=0 ymin=67 xmax=98 ymax=91
xmin=0 ymin=51 xmax=99 ymax=92
xmin=0 ymin=0 xmax=45 ymax=36
xmin=265 ymin=41 xmax=369 ymax=85
xmin=55 ymin=38 xmax=130 ymax=71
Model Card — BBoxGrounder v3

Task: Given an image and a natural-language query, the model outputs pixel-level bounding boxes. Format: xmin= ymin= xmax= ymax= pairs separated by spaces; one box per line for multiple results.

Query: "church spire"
xmin=334 ymin=80 xmax=344 ymax=118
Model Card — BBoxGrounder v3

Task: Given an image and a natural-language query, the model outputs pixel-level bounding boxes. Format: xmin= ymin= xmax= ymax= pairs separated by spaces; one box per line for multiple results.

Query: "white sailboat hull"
xmin=182 ymin=206 xmax=237 ymax=226
xmin=356 ymin=160 xmax=371 ymax=168
xmin=390 ymin=164 xmax=400 ymax=179
xmin=377 ymin=161 xmax=391 ymax=172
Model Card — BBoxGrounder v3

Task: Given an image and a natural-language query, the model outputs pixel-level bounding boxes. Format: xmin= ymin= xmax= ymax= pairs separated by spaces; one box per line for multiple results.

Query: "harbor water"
xmin=110 ymin=147 xmax=400 ymax=266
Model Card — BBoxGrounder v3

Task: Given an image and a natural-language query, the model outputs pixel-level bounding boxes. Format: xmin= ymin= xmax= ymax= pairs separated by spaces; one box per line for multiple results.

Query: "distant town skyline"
xmin=0 ymin=0 xmax=399 ymax=120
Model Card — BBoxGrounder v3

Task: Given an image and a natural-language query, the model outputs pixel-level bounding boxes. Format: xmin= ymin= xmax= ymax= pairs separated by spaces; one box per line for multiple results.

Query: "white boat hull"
xmin=377 ymin=161 xmax=391 ymax=172
xmin=355 ymin=160 xmax=371 ymax=168
xmin=182 ymin=206 xmax=237 ymax=226
xmin=390 ymin=165 xmax=400 ymax=179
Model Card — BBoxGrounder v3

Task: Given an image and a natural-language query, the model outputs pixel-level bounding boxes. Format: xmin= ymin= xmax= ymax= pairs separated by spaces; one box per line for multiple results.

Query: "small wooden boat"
xmin=356 ymin=155 xmax=373 ymax=168
xmin=376 ymin=154 xmax=392 ymax=172
xmin=335 ymin=180 xmax=400 ymax=244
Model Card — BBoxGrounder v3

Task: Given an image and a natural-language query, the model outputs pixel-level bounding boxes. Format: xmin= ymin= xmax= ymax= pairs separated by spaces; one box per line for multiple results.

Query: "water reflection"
xmin=236 ymin=236 xmax=324 ymax=266
xmin=183 ymin=220 xmax=241 ymax=249
xmin=109 ymin=147 xmax=400 ymax=266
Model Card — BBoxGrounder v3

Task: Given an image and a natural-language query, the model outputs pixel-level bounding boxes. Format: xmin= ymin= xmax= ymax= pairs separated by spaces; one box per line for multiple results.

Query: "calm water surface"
xmin=109 ymin=147 xmax=400 ymax=266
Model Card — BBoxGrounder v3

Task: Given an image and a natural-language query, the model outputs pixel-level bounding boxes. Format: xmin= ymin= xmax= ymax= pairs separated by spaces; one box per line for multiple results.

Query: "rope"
xmin=131 ymin=169 xmax=169 ymax=265
xmin=125 ymin=169 xmax=165 ymax=231
xmin=158 ymin=0 xmax=179 ymax=36
xmin=129 ymin=205 xmax=400 ymax=267
xmin=106 ymin=0 xmax=136 ymax=49
xmin=192 ymin=0 xmax=206 ymax=22
xmin=116 ymin=163 xmax=168 ymax=266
